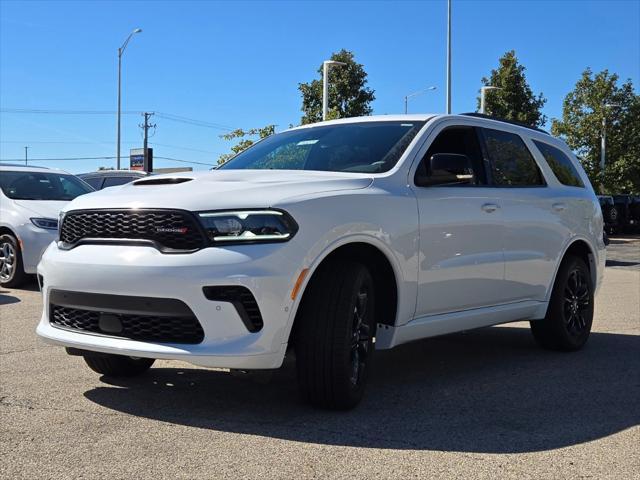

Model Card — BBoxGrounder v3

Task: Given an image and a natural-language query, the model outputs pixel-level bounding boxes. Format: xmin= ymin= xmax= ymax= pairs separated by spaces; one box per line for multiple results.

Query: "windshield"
xmin=220 ymin=121 xmax=425 ymax=173
xmin=0 ymin=171 xmax=94 ymax=201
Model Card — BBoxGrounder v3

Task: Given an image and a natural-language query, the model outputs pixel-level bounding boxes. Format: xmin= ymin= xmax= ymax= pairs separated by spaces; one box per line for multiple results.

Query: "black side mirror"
xmin=416 ymin=153 xmax=474 ymax=186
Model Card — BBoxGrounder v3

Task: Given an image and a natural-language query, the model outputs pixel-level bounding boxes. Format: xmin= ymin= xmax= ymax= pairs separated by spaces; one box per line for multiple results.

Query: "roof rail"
xmin=0 ymin=162 xmax=50 ymax=169
xmin=459 ymin=113 xmax=550 ymax=135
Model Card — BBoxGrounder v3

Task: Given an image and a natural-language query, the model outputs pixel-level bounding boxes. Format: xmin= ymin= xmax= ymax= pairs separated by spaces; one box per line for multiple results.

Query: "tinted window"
xmin=82 ymin=177 xmax=104 ymax=189
xmin=220 ymin=121 xmax=425 ymax=173
xmin=482 ymin=128 xmax=545 ymax=186
xmin=0 ymin=171 xmax=93 ymax=200
xmin=416 ymin=127 xmax=486 ymax=186
xmin=533 ymin=140 xmax=584 ymax=187
xmin=103 ymin=176 xmax=137 ymax=188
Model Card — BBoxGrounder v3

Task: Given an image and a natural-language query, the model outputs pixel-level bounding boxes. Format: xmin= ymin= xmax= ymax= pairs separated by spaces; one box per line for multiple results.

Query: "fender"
xmin=543 ymin=234 xmax=599 ymax=306
xmin=281 ymin=233 xmax=413 ymax=348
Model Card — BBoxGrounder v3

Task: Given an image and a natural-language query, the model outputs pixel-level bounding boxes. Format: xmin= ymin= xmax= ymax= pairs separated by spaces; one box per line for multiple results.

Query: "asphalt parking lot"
xmin=1 ymin=238 xmax=638 ymax=479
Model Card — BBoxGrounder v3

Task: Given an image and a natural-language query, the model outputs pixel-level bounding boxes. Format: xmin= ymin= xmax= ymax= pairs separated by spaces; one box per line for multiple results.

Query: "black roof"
xmin=460 ymin=113 xmax=550 ymax=135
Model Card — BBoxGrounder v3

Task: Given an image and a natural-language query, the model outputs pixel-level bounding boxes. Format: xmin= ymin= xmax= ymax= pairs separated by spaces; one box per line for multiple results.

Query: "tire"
xmin=0 ymin=233 xmax=28 ymax=288
xmin=530 ymin=255 xmax=594 ymax=351
xmin=294 ymin=260 xmax=376 ymax=410
xmin=83 ymin=354 xmax=155 ymax=377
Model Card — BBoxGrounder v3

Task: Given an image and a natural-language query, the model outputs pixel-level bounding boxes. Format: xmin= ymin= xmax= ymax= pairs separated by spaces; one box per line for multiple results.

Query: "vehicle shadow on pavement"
xmin=0 ymin=291 xmax=21 ymax=305
xmin=84 ymin=326 xmax=640 ymax=453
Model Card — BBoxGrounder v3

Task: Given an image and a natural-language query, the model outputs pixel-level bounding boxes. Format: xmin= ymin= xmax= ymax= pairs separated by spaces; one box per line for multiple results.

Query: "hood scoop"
xmin=133 ymin=177 xmax=193 ymax=186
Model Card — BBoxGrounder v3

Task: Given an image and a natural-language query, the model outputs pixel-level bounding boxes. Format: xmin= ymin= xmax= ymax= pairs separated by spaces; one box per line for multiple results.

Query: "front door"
xmin=411 ymin=124 xmax=507 ymax=317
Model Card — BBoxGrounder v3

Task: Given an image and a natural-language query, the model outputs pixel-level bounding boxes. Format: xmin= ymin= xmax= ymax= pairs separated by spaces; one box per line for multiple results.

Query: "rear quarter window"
xmin=532 ymin=140 xmax=584 ymax=188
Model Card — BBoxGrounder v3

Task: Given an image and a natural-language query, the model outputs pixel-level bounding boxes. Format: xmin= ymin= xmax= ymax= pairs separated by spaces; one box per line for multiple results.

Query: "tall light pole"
xmin=24 ymin=146 xmax=29 ymax=166
xmin=480 ymin=86 xmax=501 ymax=114
xmin=322 ymin=60 xmax=346 ymax=121
xmin=404 ymin=86 xmax=437 ymax=114
xmin=116 ymin=28 xmax=142 ymax=170
xmin=446 ymin=0 xmax=452 ymax=114
xmin=601 ymin=103 xmax=620 ymax=172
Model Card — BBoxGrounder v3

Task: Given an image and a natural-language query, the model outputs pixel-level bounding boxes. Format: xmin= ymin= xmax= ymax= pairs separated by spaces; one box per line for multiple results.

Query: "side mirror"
xmin=416 ymin=153 xmax=474 ymax=186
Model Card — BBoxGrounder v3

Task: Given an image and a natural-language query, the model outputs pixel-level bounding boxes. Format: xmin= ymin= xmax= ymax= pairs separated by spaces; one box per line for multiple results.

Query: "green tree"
xmin=478 ymin=50 xmax=547 ymax=128
xmin=551 ymin=69 xmax=640 ymax=194
xmin=299 ymin=49 xmax=375 ymax=125
xmin=218 ymin=125 xmax=276 ymax=165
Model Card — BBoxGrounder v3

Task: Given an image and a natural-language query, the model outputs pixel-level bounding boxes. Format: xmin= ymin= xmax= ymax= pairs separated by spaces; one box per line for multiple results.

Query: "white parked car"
xmin=0 ymin=165 xmax=93 ymax=287
xmin=36 ymin=114 xmax=605 ymax=409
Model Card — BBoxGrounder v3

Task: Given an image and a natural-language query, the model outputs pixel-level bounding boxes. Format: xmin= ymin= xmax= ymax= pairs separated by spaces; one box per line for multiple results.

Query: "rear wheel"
xmin=295 ymin=260 xmax=376 ymax=410
xmin=530 ymin=256 xmax=594 ymax=351
xmin=83 ymin=354 xmax=155 ymax=377
xmin=0 ymin=234 xmax=28 ymax=288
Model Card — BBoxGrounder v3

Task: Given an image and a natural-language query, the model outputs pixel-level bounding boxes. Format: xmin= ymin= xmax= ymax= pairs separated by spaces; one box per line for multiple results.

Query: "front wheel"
xmin=295 ymin=260 xmax=376 ymax=410
xmin=0 ymin=234 xmax=28 ymax=288
xmin=530 ymin=255 xmax=594 ymax=351
xmin=83 ymin=354 xmax=155 ymax=377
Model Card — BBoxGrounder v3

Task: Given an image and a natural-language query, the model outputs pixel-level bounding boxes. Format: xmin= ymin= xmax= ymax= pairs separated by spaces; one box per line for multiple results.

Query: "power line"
xmin=1 ymin=155 xmax=216 ymax=167
xmin=154 ymin=112 xmax=236 ymax=131
xmin=0 ymin=108 xmax=141 ymax=115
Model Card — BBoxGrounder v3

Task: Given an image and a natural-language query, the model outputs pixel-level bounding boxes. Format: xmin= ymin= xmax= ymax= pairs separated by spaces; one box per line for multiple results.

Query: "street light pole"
xmin=116 ymin=28 xmax=142 ymax=170
xmin=322 ymin=60 xmax=346 ymax=121
xmin=24 ymin=146 xmax=28 ymax=166
xmin=404 ymin=86 xmax=437 ymax=114
xmin=446 ymin=0 xmax=452 ymax=114
xmin=480 ymin=86 xmax=501 ymax=114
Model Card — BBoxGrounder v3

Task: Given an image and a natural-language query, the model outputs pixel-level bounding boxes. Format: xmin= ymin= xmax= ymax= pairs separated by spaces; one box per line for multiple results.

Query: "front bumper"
xmin=36 ymin=242 xmax=303 ymax=369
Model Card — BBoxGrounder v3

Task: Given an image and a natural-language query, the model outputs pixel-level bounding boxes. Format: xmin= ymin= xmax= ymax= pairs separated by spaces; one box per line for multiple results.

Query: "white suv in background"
xmin=0 ymin=165 xmax=93 ymax=287
xmin=36 ymin=114 xmax=605 ymax=409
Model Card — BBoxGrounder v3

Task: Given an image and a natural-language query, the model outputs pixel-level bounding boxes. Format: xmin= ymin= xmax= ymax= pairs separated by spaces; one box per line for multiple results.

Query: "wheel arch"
xmin=286 ymin=239 xmax=401 ymax=346
xmin=546 ymin=237 xmax=597 ymax=302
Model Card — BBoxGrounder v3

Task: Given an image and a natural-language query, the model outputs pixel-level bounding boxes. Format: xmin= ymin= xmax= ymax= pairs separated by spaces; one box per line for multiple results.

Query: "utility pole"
xmin=446 ymin=0 xmax=452 ymax=114
xmin=141 ymin=112 xmax=156 ymax=172
xmin=24 ymin=146 xmax=29 ymax=166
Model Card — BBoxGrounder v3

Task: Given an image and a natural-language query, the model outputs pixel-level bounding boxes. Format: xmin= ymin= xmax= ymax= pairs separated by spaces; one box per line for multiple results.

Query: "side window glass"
xmin=415 ymin=127 xmax=486 ymax=187
xmin=482 ymin=128 xmax=545 ymax=186
xmin=83 ymin=177 xmax=103 ymax=189
xmin=532 ymin=140 xmax=584 ymax=187
xmin=102 ymin=176 xmax=136 ymax=188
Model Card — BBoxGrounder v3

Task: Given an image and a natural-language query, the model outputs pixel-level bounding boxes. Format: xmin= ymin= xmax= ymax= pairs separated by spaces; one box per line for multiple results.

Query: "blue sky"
xmin=1 ymin=0 xmax=638 ymax=173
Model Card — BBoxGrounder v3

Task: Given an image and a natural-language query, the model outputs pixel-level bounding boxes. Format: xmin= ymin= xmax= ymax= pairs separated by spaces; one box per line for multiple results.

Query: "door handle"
xmin=481 ymin=203 xmax=499 ymax=213
xmin=552 ymin=202 xmax=567 ymax=212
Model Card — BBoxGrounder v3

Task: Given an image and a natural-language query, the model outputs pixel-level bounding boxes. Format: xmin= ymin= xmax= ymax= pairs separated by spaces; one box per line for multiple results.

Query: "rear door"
xmin=479 ymin=128 xmax=565 ymax=303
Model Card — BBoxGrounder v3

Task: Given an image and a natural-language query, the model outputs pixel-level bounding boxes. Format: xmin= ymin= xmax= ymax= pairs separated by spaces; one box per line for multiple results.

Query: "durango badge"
xmin=156 ymin=227 xmax=188 ymax=234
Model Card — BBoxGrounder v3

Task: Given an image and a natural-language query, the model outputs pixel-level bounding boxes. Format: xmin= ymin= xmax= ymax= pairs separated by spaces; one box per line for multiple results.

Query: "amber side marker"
xmin=291 ymin=268 xmax=310 ymax=300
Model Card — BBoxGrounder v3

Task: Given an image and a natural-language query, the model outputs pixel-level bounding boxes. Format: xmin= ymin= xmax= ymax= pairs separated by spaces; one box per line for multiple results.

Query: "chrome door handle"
xmin=552 ymin=202 xmax=567 ymax=212
xmin=481 ymin=203 xmax=499 ymax=213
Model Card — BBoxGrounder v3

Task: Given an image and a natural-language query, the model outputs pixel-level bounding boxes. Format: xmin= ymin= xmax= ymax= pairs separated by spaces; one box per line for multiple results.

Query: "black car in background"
xmin=612 ymin=195 xmax=640 ymax=233
xmin=598 ymin=196 xmax=618 ymax=234
xmin=78 ymin=170 xmax=149 ymax=190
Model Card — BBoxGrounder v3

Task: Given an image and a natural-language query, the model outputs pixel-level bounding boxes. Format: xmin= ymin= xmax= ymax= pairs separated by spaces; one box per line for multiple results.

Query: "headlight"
xmin=30 ymin=217 xmax=58 ymax=230
xmin=197 ymin=209 xmax=298 ymax=244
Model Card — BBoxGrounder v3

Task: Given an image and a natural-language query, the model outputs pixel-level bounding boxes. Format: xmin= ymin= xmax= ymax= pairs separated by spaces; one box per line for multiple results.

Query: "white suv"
xmin=36 ymin=114 xmax=605 ymax=409
xmin=0 ymin=165 xmax=93 ymax=287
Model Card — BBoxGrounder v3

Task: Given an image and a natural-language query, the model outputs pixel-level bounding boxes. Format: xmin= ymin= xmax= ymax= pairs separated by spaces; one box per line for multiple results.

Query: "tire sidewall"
xmin=0 ymin=233 xmax=25 ymax=288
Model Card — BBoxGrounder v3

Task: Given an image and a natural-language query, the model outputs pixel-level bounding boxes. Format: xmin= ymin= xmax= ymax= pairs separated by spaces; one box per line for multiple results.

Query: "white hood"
xmin=63 ymin=170 xmax=374 ymax=212
xmin=14 ymin=200 xmax=68 ymax=219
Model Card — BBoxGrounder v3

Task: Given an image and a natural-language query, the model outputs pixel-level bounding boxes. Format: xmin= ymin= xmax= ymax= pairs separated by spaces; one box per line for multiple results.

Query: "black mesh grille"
xmin=50 ymin=305 xmax=205 ymax=344
xmin=60 ymin=209 xmax=206 ymax=251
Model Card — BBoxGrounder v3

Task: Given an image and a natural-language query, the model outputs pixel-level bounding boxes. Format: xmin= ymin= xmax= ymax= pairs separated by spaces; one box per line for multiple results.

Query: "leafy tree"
xmin=217 ymin=125 xmax=275 ymax=165
xmin=478 ymin=50 xmax=547 ymax=127
xmin=551 ymin=69 xmax=639 ymax=194
xmin=299 ymin=49 xmax=375 ymax=125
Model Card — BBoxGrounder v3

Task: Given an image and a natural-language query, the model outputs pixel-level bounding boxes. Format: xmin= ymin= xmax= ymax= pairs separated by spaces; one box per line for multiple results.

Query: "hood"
xmin=63 ymin=170 xmax=374 ymax=212
xmin=14 ymin=200 xmax=68 ymax=219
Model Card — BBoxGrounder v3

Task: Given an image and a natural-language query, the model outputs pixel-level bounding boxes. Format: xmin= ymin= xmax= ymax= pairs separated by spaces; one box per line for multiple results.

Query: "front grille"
xmin=60 ymin=209 xmax=206 ymax=252
xmin=50 ymin=305 xmax=205 ymax=344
